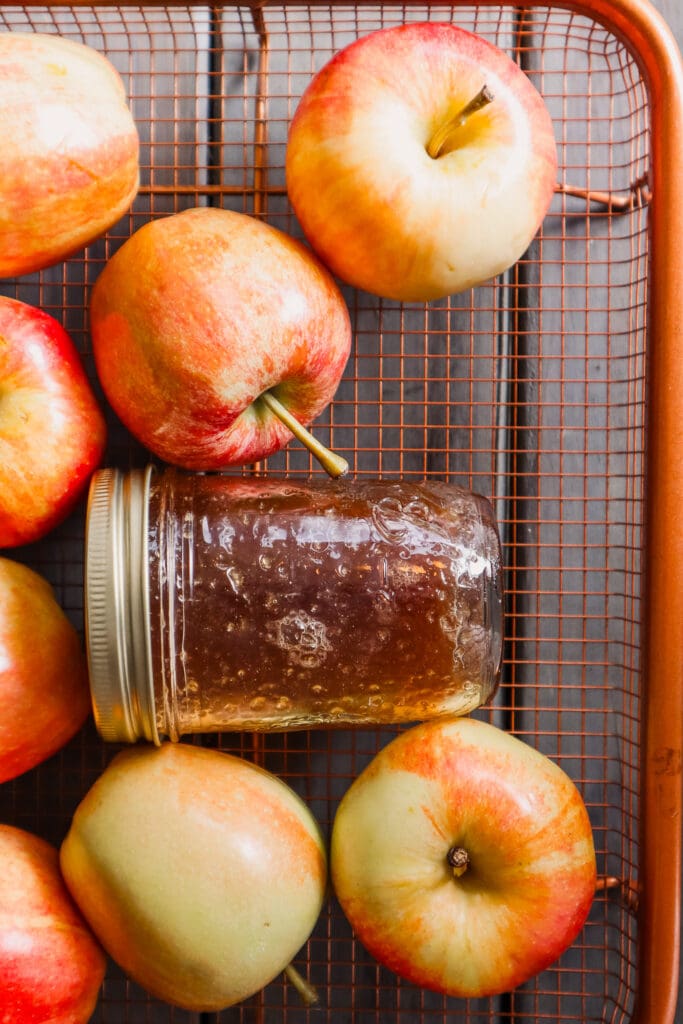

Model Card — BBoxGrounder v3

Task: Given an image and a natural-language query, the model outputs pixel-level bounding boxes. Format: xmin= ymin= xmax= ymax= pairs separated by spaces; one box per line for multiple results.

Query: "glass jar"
xmin=85 ymin=467 xmax=503 ymax=742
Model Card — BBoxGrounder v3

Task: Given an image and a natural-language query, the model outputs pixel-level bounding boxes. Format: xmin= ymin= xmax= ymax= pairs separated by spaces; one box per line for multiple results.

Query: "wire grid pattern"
xmin=0 ymin=3 xmax=649 ymax=1022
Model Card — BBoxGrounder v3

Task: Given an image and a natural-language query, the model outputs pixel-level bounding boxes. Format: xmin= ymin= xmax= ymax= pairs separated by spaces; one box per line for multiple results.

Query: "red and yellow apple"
xmin=0 ymin=824 xmax=106 ymax=1023
xmin=60 ymin=742 xmax=327 ymax=1011
xmin=0 ymin=32 xmax=139 ymax=278
xmin=331 ymin=717 xmax=596 ymax=997
xmin=0 ymin=557 xmax=92 ymax=782
xmin=0 ymin=296 xmax=106 ymax=548
xmin=89 ymin=206 xmax=352 ymax=471
xmin=286 ymin=22 xmax=558 ymax=302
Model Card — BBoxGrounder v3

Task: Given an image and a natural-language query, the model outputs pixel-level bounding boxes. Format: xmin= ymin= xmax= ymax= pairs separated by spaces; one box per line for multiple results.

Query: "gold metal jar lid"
xmin=85 ymin=465 xmax=159 ymax=744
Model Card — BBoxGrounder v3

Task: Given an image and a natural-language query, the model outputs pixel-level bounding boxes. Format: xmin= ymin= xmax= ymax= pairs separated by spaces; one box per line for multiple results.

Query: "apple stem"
xmin=447 ymin=845 xmax=470 ymax=878
xmin=427 ymin=85 xmax=494 ymax=160
xmin=284 ymin=963 xmax=319 ymax=1006
xmin=258 ymin=390 xmax=348 ymax=479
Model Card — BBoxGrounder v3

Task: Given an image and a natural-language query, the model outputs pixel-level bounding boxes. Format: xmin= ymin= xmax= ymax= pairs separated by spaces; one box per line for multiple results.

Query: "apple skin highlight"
xmin=0 ymin=825 xmax=106 ymax=1024
xmin=0 ymin=558 xmax=92 ymax=784
xmin=0 ymin=32 xmax=139 ymax=278
xmin=90 ymin=207 xmax=352 ymax=470
xmin=0 ymin=297 xmax=106 ymax=548
xmin=61 ymin=743 xmax=328 ymax=1012
xmin=286 ymin=22 xmax=558 ymax=302
xmin=331 ymin=717 xmax=596 ymax=998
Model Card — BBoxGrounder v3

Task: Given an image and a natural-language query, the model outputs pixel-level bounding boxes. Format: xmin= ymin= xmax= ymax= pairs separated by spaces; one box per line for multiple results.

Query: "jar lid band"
xmin=85 ymin=465 xmax=159 ymax=744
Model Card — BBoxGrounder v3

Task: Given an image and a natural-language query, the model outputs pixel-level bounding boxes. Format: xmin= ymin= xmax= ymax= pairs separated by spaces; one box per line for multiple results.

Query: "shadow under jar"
xmin=85 ymin=468 xmax=504 ymax=742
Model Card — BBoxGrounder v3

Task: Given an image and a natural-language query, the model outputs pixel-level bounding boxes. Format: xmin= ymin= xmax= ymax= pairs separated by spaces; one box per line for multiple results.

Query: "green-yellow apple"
xmin=286 ymin=22 xmax=558 ymax=302
xmin=89 ymin=206 xmax=352 ymax=471
xmin=60 ymin=742 xmax=327 ymax=1011
xmin=0 ymin=558 xmax=91 ymax=783
xmin=0 ymin=824 xmax=106 ymax=1023
xmin=0 ymin=32 xmax=139 ymax=278
xmin=331 ymin=717 xmax=596 ymax=997
xmin=0 ymin=297 xmax=106 ymax=548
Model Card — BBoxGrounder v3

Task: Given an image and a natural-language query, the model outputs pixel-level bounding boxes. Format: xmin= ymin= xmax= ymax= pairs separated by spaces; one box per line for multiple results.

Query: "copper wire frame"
xmin=0 ymin=0 xmax=681 ymax=1022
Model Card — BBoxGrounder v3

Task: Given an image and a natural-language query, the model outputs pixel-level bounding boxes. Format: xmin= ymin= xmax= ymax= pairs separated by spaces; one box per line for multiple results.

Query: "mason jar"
xmin=85 ymin=467 xmax=503 ymax=742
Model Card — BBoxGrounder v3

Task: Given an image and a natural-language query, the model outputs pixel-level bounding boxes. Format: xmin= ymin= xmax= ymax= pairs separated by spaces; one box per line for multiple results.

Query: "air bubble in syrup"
xmin=371 ymin=495 xmax=409 ymax=543
xmin=267 ymin=610 xmax=332 ymax=668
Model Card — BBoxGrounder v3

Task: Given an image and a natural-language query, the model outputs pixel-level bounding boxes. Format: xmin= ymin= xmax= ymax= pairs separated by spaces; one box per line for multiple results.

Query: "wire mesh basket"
xmin=0 ymin=0 xmax=681 ymax=1021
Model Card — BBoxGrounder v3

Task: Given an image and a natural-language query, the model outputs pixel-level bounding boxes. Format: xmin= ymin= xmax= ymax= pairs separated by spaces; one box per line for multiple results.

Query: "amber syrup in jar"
xmin=85 ymin=467 xmax=503 ymax=742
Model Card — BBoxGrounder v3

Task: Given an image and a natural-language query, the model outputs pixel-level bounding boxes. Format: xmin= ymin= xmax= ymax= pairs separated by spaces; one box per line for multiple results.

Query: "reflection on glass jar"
xmin=85 ymin=467 xmax=503 ymax=742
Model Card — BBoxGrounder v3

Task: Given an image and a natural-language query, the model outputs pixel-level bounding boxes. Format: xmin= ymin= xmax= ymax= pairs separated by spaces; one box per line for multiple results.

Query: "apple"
xmin=60 ymin=742 xmax=327 ymax=1011
xmin=0 ymin=557 xmax=92 ymax=782
xmin=0 ymin=31 xmax=139 ymax=278
xmin=286 ymin=22 xmax=558 ymax=302
xmin=0 ymin=824 xmax=106 ymax=1023
xmin=0 ymin=297 xmax=106 ymax=548
xmin=89 ymin=206 xmax=352 ymax=474
xmin=331 ymin=716 xmax=596 ymax=997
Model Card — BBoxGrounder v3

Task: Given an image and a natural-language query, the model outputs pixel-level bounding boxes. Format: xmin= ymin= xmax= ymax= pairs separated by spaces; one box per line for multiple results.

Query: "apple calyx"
xmin=446 ymin=845 xmax=470 ymax=879
xmin=427 ymin=85 xmax=494 ymax=160
xmin=284 ymin=963 xmax=319 ymax=1006
xmin=258 ymin=390 xmax=348 ymax=478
